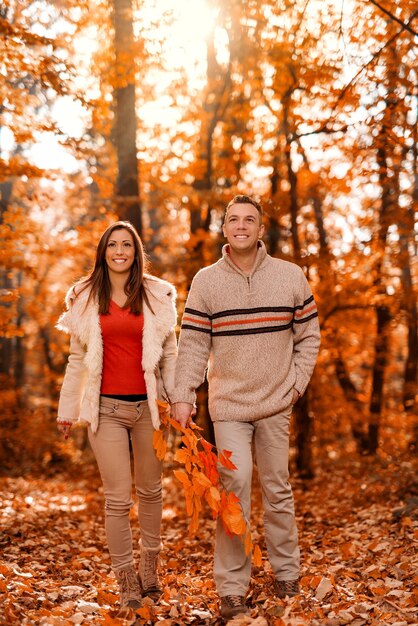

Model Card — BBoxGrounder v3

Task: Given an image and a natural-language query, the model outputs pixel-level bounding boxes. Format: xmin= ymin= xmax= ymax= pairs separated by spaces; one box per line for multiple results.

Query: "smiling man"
xmin=172 ymin=195 xmax=320 ymax=619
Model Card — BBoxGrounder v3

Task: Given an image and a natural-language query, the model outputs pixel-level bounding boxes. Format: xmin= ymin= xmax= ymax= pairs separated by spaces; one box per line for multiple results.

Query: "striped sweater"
xmin=172 ymin=242 xmax=320 ymax=422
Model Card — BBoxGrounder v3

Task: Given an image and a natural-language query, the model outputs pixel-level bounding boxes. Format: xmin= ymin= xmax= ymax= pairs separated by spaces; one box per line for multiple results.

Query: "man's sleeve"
xmin=171 ymin=273 xmax=212 ymax=405
xmin=292 ymin=269 xmax=320 ymax=396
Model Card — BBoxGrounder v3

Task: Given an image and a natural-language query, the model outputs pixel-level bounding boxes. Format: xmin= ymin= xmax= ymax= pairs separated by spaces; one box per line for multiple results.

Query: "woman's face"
xmin=105 ymin=228 xmax=135 ymax=276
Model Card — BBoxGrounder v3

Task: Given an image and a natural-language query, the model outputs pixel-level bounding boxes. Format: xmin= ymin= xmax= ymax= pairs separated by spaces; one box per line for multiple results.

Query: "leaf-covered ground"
xmin=1 ymin=451 xmax=417 ymax=626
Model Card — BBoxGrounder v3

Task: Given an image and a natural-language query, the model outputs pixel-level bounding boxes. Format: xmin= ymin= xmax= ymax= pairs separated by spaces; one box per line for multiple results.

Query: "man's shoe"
xmin=220 ymin=595 xmax=249 ymax=619
xmin=273 ymin=578 xmax=300 ymax=599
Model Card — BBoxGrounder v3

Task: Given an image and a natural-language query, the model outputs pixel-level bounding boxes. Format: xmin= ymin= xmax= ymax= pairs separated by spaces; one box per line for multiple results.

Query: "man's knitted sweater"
xmin=172 ymin=242 xmax=320 ymax=422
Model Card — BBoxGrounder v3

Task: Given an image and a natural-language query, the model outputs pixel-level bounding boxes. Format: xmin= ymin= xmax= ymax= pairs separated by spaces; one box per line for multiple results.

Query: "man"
xmin=172 ymin=195 xmax=320 ymax=620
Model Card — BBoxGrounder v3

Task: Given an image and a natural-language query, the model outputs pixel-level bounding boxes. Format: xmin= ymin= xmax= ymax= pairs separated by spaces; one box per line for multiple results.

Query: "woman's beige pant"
xmin=213 ymin=410 xmax=300 ymax=596
xmin=88 ymin=396 xmax=163 ymax=570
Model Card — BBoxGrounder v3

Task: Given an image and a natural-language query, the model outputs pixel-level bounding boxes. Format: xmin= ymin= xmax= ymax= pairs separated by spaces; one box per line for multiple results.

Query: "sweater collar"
xmin=221 ymin=240 xmax=268 ymax=277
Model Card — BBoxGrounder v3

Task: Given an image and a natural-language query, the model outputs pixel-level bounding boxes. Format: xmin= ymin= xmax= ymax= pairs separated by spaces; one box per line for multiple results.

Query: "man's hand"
xmin=57 ymin=421 xmax=72 ymax=440
xmin=172 ymin=402 xmax=194 ymax=428
xmin=291 ymin=389 xmax=301 ymax=405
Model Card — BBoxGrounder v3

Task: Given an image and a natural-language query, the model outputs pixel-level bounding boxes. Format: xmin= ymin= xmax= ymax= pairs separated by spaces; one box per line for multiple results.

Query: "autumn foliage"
xmin=153 ymin=401 xmax=255 ymax=558
xmin=0 ymin=2 xmax=417 ymax=622
xmin=1 ymin=1 xmax=416 ymax=478
xmin=1 ymin=449 xmax=416 ymax=625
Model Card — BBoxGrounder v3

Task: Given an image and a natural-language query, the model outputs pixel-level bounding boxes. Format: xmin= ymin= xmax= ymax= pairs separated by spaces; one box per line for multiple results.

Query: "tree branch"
xmin=368 ymin=0 xmax=418 ymax=38
xmin=297 ymin=8 xmax=418 ymax=138
xmin=322 ymin=304 xmax=375 ymax=326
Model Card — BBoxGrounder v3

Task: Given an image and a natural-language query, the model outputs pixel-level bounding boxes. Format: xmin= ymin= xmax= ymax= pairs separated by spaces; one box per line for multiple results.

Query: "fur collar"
xmin=57 ymin=275 xmax=177 ymax=374
xmin=142 ymin=276 xmax=177 ymax=372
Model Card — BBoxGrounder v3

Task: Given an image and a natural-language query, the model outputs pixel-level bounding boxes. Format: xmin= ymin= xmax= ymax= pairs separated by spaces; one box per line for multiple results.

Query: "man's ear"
xmin=259 ymin=223 xmax=265 ymax=237
xmin=222 ymin=224 xmax=227 ymax=237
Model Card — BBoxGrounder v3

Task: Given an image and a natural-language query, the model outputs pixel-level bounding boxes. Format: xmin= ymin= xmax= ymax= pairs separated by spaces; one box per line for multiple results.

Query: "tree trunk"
xmin=0 ymin=180 xmax=14 ymax=377
xmin=403 ymin=295 xmax=417 ymax=413
xmin=399 ymin=220 xmax=417 ymax=415
xmin=294 ymin=393 xmax=314 ymax=478
xmin=282 ymin=93 xmax=300 ymax=259
xmin=266 ymin=215 xmax=281 ymax=256
xmin=277 ymin=89 xmax=309 ymax=474
xmin=367 ymin=37 xmax=399 ymax=454
xmin=0 ymin=181 xmax=13 ymax=222
xmin=368 ymin=304 xmax=391 ymax=453
xmin=186 ymin=25 xmax=231 ymax=434
xmin=111 ymin=0 xmax=142 ymax=234
xmin=268 ymin=153 xmax=283 ymax=256
xmin=407 ymin=116 xmax=418 ymax=448
xmin=367 ymin=135 xmax=395 ymax=453
xmin=334 ymin=353 xmax=369 ymax=452
xmin=191 ymin=27 xmax=230 ymax=224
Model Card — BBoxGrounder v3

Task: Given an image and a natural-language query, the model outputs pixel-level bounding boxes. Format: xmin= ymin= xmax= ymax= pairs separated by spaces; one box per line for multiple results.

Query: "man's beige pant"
xmin=88 ymin=396 xmax=163 ymax=570
xmin=214 ymin=410 xmax=300 ymax=596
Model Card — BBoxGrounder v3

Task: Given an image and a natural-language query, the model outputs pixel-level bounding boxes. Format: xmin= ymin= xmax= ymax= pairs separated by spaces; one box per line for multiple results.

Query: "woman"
xmin=56 ymin=221 xmax=177 ymax=609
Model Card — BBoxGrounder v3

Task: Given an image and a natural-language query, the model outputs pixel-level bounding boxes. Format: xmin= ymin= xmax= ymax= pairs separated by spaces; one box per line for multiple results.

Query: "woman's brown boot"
xmin=139 ymin=542 xmax=162 ymax=602
xmin=114 ymin=564 xmax=142 ymax=609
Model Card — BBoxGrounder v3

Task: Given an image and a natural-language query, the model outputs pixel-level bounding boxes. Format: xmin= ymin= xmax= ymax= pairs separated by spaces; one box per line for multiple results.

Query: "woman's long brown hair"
xmin=75 ymin=221 xmax=152 ymax=315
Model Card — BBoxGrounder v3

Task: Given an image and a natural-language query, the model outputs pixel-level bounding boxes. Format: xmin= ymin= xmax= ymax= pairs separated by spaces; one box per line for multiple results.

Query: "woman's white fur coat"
xmin=56 ymin=276 xmax=177 ymax=432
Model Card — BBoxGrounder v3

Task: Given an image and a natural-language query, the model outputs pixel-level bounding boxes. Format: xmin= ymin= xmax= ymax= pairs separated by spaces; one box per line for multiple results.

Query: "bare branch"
xmin=369 ymin=0 xmax=418 ymax=38
xmin=297 ymin=8 xmax=418 ymax=138
xmin=322 ymin=304 xmax=375 ymax=326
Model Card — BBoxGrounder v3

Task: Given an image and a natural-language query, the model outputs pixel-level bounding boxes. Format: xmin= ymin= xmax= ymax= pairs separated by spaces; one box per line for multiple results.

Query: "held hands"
xmin=171 ymin=402 xmax=195 ymax=428
xmin=57 ymin=421 xmax=72 ymax=440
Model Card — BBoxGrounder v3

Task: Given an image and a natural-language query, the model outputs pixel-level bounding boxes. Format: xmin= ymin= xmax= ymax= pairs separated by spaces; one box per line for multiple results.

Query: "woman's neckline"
xmin=110 ymin=299 xmax=127 ymax=310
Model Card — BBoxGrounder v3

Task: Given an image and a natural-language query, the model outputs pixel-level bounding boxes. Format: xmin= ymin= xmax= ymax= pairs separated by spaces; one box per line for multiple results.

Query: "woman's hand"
xmin=57 ymin=421 xmax=72 ymax=440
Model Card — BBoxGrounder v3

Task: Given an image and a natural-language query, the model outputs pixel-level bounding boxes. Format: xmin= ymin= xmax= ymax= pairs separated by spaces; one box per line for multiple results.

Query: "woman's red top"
xmin=100 ymin=300 xmax=146 ymax=395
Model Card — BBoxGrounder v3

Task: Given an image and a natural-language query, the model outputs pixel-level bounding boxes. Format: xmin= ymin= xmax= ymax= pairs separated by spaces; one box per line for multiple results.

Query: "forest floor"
xmin=0 ymin=447 xmax=417 ymax=626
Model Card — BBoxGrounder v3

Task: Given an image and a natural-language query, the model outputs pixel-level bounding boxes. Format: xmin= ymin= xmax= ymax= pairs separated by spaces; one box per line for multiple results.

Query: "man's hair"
xmin=225 ymin=195 xmax=263 ymax=222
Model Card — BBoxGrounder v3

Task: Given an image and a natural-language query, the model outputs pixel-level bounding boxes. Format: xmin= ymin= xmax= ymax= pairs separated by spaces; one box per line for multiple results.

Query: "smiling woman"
xmin=105 ymin=229 xmax=136 ymax=283
xmin=56 ymin=219 xmax=178 ymax=609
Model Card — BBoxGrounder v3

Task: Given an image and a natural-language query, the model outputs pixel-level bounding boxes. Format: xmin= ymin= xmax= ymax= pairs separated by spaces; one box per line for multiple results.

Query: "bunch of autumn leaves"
xmin=153 ymin=401 xmax=262 ymax=565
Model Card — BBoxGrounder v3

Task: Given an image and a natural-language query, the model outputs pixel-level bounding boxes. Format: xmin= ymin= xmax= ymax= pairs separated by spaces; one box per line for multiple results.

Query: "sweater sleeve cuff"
xmin=57 ymin=416 xmax=78 ymax=424
xmin=170 ymin=390 xmax=196 ymax=406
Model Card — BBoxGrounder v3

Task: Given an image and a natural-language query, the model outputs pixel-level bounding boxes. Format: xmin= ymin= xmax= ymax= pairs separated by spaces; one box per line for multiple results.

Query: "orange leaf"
xmin=220 ymin=492 xmax=247 ymax=536
xmin=157 ymin=399 xmax=170 ymax=419
xmin=174 ymin=447 xmax=193 ymax=472
xmin=152 ymin=428 xmax=167 ymax=461
xmin=192 ymin=469 xmax=212 ymax=491
xmin=136 ymin=604 xmax=153 ymax=619
xmin=189 ymin=503 xmax=200 ymax=536
xmin=205 ymin=485 xmax=221 ymax=514
xmin=198 ymin=450 xmax=219 ymax=485
xmin=173 ymin=469 xmax=191 ymax=487
xmin=219 ymin=450 xmax=237 ymax=470
xmin=181 ymin=432 xmax=199 ymax=453
xmin=200 ymin=438 xmax=214 ymax=452
xmin=244 ymin=530 xmax=252 ymax=556
xmin=253 ymin=544 xmax=262 ymax=567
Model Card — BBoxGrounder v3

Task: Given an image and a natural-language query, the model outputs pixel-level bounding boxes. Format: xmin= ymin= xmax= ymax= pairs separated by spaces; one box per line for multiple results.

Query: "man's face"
xmin=222 ymin=203 xmax=264 ymax=254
